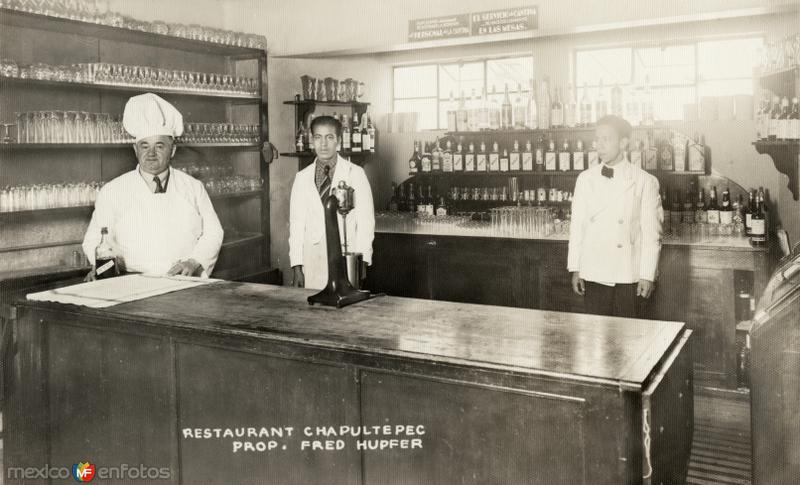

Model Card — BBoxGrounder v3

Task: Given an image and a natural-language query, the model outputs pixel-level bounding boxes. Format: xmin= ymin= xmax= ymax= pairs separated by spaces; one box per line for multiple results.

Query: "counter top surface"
xmin=15 ymin=280 xmax=685 ymax=388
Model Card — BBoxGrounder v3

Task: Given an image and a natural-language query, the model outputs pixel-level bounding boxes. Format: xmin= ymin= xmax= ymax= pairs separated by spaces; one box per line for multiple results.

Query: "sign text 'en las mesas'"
xmin=408 ymin=6 xmax=538 ymax=42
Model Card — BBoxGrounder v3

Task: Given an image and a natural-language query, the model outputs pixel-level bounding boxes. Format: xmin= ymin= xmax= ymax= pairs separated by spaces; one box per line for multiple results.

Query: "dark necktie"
xmin=601 ymin=165 xmax=614 ymax=179
xmin=153 ymin=175 xmax=165 ymax=193
xmin=318 ymin=165 xmax=331 ymax=199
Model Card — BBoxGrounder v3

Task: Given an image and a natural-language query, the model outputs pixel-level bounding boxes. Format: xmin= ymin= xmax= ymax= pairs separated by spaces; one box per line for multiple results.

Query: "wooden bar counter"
xmin=2 ymin=277 xmax=692 ymax=484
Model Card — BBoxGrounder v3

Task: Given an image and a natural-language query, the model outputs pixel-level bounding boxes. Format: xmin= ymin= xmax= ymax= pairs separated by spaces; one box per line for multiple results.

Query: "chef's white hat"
xmin=122 ymin=93 xmax=184 ymax=142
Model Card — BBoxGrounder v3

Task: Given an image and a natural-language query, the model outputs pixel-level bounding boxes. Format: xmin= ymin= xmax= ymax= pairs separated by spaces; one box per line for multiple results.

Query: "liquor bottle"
xmin=522 ymin=140 xmax=534 ymax=171
xmin=408 ymin=141 xmax=420 ymax=174
xmin=427 ymin=186 xmax=435 ymax=216
xmin=778 ymin=96 xmax=791 ymax=140
xmin=572 ymin=139 xmax=585 ymax=171
xmin=465 ymin=142 xmax=476 ymax=172
xmin=595 ymin=79 xmax=608 ymax=120
xmin=611 ymin=83 xmax=623 ymax=117
xmin=670 ymin=190 xmax=683 ymax=228
xmin=565 ymin=84 xmax=577 ymax=128
xmin=436 ymin=196 xmax=448 ymax=216
xmin=477 ymin=141 xmax=488 ymax=172
xmin=446 ymin=91 xmax=458 ymax=132
xmin=733 ymin=194 xmax=745 ymax=235
xmin=745 ymin=189 xmax=756 ymax=236
xmin=688 ymin=133 xmax=705 ymax=172
xmin=558 ymin=139 xmax=571 ymax=172
xmin=500 ymin=148 xmax=510 ymax=172
xmin=431 ymin=139 xmax=442 ymax=172
xmin=341 ymin=115 xmax=351 ymax=151
xmin=351 ymin=113 xmax=362 ymax=152
xmin=368 ymin=113 xmax=377 ymax=152
xmin=510 ymin=140 xmax=521 ymax=171
xmin=478 ymin=87 xmax=490 ymax=130
xmin=695 ymin=187 xmax=707 ymax=224
xmin=468 ymin=88 xmax=479 ymax=132
xmin=720 ymin=186 xmax=733 ymax=225
xmin=758 ymin=186 xmax=769 ymax=237
xmin=513 ymin=83 xmax=527 ymax=129
xmin=408 ymin=182 xmax=417 ymax=213
xmin=749 ymin=190 xmax=767 ymax=247
xmin=755 ymin=93 xmax=770 ymax=140
xmin=579 ymin=82 xmax=593 ymax=126
xmin=538 ymin=78 xmax=551 ymax=129
xmin=791 ymin=97 xmax=800 ymax=140
xmin=526 ymin=79 xmax=538 ymax=129
xmin=457 ymin=91 xmax=468 ymax=132
xmin=362 ymin=114 xmax=372 ymax=152
xmin=489 ymin=86 xmax=501 ymax=130
xmin=658 ymin=134 xmax=674 ymax=171
xmin=768 ymin=95 xmax=781 ymax=140
xmin=534 ymin=135 xmax=545 ymax=171
xmin=682 ymin=188 xmax=694 ymax=224
xmin=644 ymin=134 xmax=658 ymax=171
xmin=551 ymin=86 xmax=564 ymax=128
xmin=296 ymin=121 xmax=306 ymax=153
xmin=641 ymin=75 xmax=654 ymax=126
xmin=416 ymin=185 xmax=426 ymax=216
xmin=420 ymin=142 xmax=432 ymax=172
xmin=706 ymin=186 xmax=720 ymax=224
xmin=388 ymin=182 xmax=399 ymax=211
xmin=673 ymin=132 xmax=687 ymax=172
xmin=489 ymin=141 xmax=500 ymax=172
xmin=397 ymin=184 xmax=406 ymax=211
xmin=442 ymin=139 xmax=454 ymax=172
xmin=587 ymin=140 xmax=599 ymax=168
xmin=501 ymin=83 xmax=513 ymax=129
xmin=453 ymin=141 xmax=464 ymax=171
xmin=545 ymin=138 xmax=557 ymax=171
xmin=94 ymin=227 xmax=120 ymax=280
xmin=629 ymin=140 xmax=642 ymax=168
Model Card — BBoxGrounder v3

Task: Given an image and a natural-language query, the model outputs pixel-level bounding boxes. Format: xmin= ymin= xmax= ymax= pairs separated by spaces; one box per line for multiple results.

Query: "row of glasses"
xmin=14 ymin=111 xmax=130 ymax=144
xmin=300 ymin=75 xmax=365 ymax=102
xmin=0 ymin=181 xmax=102 ymax=212
xmin=173 ymin=162 xmax=262 ymax=194
xmin=180 ymin=123 xmax=260 ymax=144
xmin=490 ymin=206 xmax=556 ymax=239
xmin=2 ymin=0 xmax=267 ymax=49
xmin=758 ymin=33 xmax=800 ymax=73
xmin=666 ymin=221 xmax=745 ymax=241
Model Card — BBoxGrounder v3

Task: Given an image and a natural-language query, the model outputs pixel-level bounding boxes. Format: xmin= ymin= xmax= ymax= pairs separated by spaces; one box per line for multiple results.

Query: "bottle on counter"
xmin=522 ymin=140 xmax=534 ymax=171
xmin=744 ymin=189 xmax=755 ymax=236
xmin=749 ymin=189 xmax=767 ymax=247
xmin=695 ymin=187 xmax=707 ymax=224
xmin=351 ymin=113 xmax=362 ymax=152
xmin=94 ymin=227 xmax=121 ymax=280
xmin=706 ymin=186 xmax=720 ymax=224
xmin=733 ymin=194 xmax=745 ymax=236
xmin=453 ymin=140 xmax=464 ymax=172
xmin=436 ymin=196 xmax=448 ymax=216
xmin=558 ymin=139 xmax=571 ymax=172
xmin=720 ymin=187 xmax=733 ymax=226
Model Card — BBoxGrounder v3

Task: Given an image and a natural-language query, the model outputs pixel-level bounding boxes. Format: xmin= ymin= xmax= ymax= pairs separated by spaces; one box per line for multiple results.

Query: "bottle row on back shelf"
xmin=294 ymin=111 xmax=377 ymax=154
xmin=408 ymin=129 xmax=707 ymax=175
xmin=755 ymin=93 xmax=800 ymax=141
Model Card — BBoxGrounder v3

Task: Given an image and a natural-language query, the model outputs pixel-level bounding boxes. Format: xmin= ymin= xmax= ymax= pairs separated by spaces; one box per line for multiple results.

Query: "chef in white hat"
xmin=82 ymin=93 xmax=224 ymax=279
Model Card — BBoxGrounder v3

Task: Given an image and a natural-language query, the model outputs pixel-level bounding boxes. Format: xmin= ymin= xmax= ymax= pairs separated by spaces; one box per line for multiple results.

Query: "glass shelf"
xmin=1 ymin=76 xmax=260 ymax=101
xmin=0 ymin=7 xmax=264 ymax=56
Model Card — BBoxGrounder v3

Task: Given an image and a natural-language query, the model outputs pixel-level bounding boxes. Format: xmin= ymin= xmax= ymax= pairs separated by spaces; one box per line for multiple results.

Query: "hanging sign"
xmin=408 ymin=14 xmax=471 ymax=42
xmin=408 ymin=6 xmax=538 ymax=42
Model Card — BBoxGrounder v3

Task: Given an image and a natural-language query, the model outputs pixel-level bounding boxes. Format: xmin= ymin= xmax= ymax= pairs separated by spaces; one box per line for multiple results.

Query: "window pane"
xmin=486 ymin=56 xmax=534 ymax=94
xmin=439 ymin=62 xmax=484 ymax=100
xmin=575 ymin=48 xmax=632 ymax=87
xmin=394 ymin=65 xmax=437 ymax=98
xmin=634 ymin=45 xmax=695 ymax=86
xmin=394 ymin=98 xmax=438 ymax=130
xmin=698 ymin=79 xmax=754 ymax=97
xmin=699 ymin=37 xmax=763 ymax=80
xmin=653 ymin=86 xmax=696 ymax=121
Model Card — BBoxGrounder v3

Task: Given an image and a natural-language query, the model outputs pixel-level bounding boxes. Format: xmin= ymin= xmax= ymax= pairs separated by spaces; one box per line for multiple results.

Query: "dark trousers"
xmin=584 ymin=281 xmax=639 ymax=318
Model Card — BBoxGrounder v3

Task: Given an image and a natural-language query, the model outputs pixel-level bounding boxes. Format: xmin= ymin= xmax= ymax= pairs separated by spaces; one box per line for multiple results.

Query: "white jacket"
xmin=289 ymin=155 xmax=375 ymax=289
xmin=567 ymin=160 xmax=662 ymax=284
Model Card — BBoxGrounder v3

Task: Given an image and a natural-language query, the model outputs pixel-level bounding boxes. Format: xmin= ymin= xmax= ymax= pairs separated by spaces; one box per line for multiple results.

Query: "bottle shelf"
xmin=280 ymin=150 xmax=374 ymax=158
xmin=409 ymin=169 xmax=706 ymax=177
xmin=0 ymin=7 xmax=264 ymax=56
xmin=752 ymin=139 xmax=800 ymax=147
xmin=283 ymin=100 xmax=370 ymax=108
xmin=445 ymin=125 xmax=658 ymax=137
xmin=1 ymin=76 xmax=260 ymax=101
xmin=752 ymin=140 xmax=800 ymax=201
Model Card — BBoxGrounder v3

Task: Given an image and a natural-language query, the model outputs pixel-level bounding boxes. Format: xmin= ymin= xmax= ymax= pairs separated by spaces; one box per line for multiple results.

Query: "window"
xmin=393 ymin=56 xmax=534 ymax=130
xmin=575 ymin=37 xmax=763 ymax=121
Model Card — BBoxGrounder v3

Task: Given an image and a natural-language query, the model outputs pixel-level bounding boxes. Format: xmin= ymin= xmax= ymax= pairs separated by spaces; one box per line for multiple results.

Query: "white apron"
xmin=115 ymin=187 xmax=202 ymax=275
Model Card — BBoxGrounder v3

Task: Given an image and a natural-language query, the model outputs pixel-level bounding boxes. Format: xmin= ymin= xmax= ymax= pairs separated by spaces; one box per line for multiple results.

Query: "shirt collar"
xmin=315 ymin=155 xmax=337 ymax=172
xmin=601 ymin=157 xmax=630 ymax=177
xmin=138 ymin=165 xmax=171 ymax=192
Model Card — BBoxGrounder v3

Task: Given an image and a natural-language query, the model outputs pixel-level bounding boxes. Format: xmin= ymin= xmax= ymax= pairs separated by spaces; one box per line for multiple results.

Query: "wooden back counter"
xmin=2 ymin=277 xmax=692 ymax=484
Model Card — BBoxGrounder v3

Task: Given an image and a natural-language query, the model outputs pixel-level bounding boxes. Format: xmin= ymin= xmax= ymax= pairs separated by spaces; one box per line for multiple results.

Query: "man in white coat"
xmin=289 ymin=115 xmax=375 ymax=290
xmin=568 ymin=115 xmax=662 ymax=318
xmin=82 ymin=93 xmax=224 ymax=279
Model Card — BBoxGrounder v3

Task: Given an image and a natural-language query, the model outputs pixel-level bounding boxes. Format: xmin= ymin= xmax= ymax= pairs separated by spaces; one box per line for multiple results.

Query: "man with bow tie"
xmin=568 ymin=115 xmax=663 ymax=318
xmin=288 ymin=115 xmax=375 ymax=290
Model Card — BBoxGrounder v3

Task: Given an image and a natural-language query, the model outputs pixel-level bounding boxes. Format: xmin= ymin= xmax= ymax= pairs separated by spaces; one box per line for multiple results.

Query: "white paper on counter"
xmin=26 ymin=274 xmax=217 ymax=308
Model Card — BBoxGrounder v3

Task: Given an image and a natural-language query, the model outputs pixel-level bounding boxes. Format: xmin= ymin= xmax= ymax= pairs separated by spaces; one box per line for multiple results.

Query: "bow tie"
xmin=601 ymin=165 xmax=614 ymax=178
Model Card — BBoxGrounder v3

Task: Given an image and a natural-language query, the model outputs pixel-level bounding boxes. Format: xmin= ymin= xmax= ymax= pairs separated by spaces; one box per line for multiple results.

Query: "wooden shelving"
xmin=753 ymin=140 xmax=800 ymax=201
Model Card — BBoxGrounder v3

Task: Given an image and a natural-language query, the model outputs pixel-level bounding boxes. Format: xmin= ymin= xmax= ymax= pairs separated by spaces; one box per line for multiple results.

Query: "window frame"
xmin=393 ymin=54 xmax=534 ymax=130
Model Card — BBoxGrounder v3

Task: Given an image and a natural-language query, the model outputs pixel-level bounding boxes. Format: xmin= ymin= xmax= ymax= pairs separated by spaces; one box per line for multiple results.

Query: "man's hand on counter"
xmin=167 ymin=259 xmax=203 ymax=277
xmin=292 ymin=266 xmax=305 ymax=288
xmin=571 ymin=272 xmax=585 ymax=296
xmin=84 ymin=268 xmax=97 ymax=282
xmin=637 ymin=279 xmax=655 ymax=299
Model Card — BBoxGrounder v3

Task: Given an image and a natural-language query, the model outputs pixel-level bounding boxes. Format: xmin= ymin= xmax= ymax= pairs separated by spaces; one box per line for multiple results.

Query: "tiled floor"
xmin=688 ymin=391 xmax=752 ymax=485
